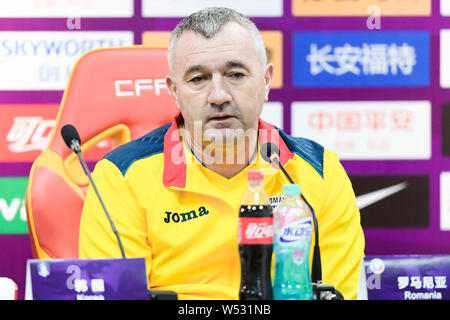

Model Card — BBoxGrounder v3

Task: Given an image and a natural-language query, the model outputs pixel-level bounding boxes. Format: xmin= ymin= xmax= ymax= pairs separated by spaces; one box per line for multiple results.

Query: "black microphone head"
xmin=61 ymin=124 xmax=81 ymax=149
xmin=260 ymin=142 xmax=280 ymax=163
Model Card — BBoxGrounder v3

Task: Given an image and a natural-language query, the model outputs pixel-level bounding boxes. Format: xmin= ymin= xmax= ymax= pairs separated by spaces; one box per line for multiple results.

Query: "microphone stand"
xmin=69 ymin=139 xmax=127 ymax=259
xmin=62 ymin=125 xmax=179 ymax=300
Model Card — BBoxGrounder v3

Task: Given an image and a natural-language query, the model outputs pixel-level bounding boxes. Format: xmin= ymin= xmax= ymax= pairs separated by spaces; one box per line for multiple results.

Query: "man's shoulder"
xmin=102 ymin=122 xmax=171 ymax=176
xmin=278 ymin=128 xmax=325 ymax=178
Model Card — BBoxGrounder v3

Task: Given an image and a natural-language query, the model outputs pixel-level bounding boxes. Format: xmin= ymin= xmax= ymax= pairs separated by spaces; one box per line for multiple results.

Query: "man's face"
xmin=167 ymin=22 xmax=273 ymax=147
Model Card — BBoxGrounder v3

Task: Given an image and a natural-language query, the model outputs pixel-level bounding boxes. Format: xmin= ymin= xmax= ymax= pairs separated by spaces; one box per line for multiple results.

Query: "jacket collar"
xmin=162 ymin=113 xmax=294 ymax=188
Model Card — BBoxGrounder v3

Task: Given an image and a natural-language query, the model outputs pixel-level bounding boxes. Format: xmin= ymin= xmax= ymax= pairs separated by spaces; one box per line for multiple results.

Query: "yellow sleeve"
xmin=79 ymin=159 xmax=152 ymax=286
xmin=318 ymin=149 xmax=365 ymax=300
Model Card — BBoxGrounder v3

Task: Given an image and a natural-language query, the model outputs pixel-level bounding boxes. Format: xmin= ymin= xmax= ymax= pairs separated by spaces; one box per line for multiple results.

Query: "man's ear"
xmin=263 ymin=63 xmax=274 ymax=102
xmin=166 ymin=75 xmax=180 ymax=110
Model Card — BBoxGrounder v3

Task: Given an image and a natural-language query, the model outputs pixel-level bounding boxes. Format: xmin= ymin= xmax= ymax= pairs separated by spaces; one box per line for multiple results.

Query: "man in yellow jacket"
xmin=79 ymin=7 xmax=365 ymax=300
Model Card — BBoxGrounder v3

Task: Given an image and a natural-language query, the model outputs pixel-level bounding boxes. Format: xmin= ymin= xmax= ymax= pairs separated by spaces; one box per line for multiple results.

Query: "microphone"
xmin=260 ymin=142 xmax=343 ymax=300
xmin=61 ymin=124 xmax=126 ymax=259
xmin=61 ymin=124 xmax=81 ymax=153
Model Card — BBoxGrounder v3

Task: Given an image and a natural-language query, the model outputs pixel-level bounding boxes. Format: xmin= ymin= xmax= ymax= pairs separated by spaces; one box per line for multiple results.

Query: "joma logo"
xmin=164 ymin=206 xmax=209 ymax=224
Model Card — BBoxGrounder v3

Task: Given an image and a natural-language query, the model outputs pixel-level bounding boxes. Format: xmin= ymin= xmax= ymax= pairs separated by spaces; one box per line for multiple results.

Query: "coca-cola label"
xmin=238 ymin=217 xmax=273 ymax=245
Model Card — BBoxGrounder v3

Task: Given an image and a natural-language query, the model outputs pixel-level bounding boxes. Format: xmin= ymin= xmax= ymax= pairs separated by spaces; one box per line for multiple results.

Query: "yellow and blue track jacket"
xmin=79 ymin=113 xmax=365 ymax=300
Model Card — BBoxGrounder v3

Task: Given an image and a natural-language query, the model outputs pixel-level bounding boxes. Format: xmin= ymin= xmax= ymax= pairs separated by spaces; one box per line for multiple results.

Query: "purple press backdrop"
xmin=0 ymin=0 xmax=449 ymax=299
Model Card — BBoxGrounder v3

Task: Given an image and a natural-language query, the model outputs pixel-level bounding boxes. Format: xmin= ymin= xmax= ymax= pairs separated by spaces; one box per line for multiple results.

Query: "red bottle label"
xmin=238 ymin=217 xmax=273 ymax=244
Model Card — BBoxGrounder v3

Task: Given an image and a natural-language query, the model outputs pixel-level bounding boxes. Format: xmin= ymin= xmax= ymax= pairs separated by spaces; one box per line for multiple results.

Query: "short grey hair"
xmin=168 ymin=7 xmax=267 ymax=73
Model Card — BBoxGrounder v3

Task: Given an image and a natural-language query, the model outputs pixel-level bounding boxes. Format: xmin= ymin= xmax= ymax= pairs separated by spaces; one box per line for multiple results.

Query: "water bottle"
xmin=238 ymin=169 xmax=273 ymax=300
xmin=273 ymin=184 xmax=313 ymax=300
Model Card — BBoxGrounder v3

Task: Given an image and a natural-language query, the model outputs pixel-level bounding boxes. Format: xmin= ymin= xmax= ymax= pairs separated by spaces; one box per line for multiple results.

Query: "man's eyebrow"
xmin=226 ymin=61 xmax=250 ymax=71
xmin=183 ymin=61 xmax=250 ymax=79
xmin=183 ymin=65 xmax=204 ymax=79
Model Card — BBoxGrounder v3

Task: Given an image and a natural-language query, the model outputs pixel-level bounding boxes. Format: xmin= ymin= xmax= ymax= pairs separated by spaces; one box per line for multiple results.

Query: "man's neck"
xmin=204 ymin=141 xmax=257 ymax=179
xmin=182 ymin=125 xmax=258 ymax=179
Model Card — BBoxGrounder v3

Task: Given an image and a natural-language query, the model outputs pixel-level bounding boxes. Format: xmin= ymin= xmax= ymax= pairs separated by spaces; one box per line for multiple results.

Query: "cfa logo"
xmin=7 ymin=117 xmax=55 ymax=153
xmin=114 ymin=79 xmax=168 ymax=97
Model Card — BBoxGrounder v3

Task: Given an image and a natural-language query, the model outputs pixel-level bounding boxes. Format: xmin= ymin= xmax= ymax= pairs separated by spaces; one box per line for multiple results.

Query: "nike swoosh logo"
xmin=356 ymin=182 xmax=409 ymax=210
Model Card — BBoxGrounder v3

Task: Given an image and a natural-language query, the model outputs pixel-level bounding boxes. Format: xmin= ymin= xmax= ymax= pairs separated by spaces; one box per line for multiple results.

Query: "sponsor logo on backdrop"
xmin=292 ymin=0 xmax=431 ymax=16
xmin=440 ymin=30 xmax=450 ymax=88
xmin=291 ymin=101 xmax=431 ymax=160
xmin=0 ymin=105 xmax=110 ymax=162
xmin=0 ymin=0 xmax=133 ymax=17
xmin=351 ymin=176 xmax=429 ymax=228
xmin=440 ymin=172 xmax=450 ymax=231
xmin=141 ymin=0 xmax=283 ymax=17
xmin=356 ymin=182 xmax=409 ymax=210
xmin=0 ymin=177 xmax=28 ymax=234
xmin=0 ymin=31 xmax=133 ymax=90
xmin=292 ymin=31 xmax=430 ymax=87
xmin=442 ymin=0 xmax=450 ymax=16
xmin=7 ymin=116 xmax=55 ymax=153
xmin=0 ymin=105 xmax=58 ymax=162
xmin=141 ymin=31 xmax=283 ymax=89
xmin=260 ymin=102 xmax=283 ymax=130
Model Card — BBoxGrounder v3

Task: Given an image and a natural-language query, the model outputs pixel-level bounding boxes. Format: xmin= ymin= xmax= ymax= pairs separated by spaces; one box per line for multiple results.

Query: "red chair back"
xmin=25 ymin=46 xmax=178 ymax=259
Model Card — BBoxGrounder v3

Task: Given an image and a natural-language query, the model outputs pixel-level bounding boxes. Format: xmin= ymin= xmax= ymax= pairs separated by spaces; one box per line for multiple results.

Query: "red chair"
xmin=25 ymin=46 xmax=178 ymax=259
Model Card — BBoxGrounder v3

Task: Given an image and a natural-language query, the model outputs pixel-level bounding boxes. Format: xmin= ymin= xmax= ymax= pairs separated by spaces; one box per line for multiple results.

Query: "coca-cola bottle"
xmin=238 ymin=169 xmax=273 ymax=300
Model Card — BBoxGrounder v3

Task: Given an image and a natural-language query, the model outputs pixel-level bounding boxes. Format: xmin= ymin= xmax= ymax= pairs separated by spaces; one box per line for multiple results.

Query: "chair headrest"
xmin=49 ymin=46 xmax=179 ymax=158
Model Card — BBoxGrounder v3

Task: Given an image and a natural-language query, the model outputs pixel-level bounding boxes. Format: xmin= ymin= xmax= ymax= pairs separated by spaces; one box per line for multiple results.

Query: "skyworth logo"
xmin=0 ymin=31 xmax=133 ymax=90
xmin=293 ymin=31 xmax=430 ymax=87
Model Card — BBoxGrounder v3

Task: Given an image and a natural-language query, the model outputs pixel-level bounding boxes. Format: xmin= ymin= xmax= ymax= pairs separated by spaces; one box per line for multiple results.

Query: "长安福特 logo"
xmin=293 ymin=31 xmax=430 ymax=87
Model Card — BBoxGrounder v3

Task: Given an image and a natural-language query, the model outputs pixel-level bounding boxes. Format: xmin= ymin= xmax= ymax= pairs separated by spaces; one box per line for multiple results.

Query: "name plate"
xmin=364 ymin=255 xmax=450 ymax=300
xmin=25 ymin=258 xmax=148 ymax=300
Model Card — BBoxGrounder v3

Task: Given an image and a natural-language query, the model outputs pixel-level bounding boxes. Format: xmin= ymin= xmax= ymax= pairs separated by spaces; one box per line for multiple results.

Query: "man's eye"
xmin=228 ymin=72 xmax=244 ymax=79
xmin=190 ymin=76 xmax=206 ymax=83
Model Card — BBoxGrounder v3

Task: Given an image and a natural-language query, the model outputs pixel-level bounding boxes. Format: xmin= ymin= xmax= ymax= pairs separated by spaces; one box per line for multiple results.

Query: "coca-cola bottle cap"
xmin=247 ymin=169 xmax=264 ymax=181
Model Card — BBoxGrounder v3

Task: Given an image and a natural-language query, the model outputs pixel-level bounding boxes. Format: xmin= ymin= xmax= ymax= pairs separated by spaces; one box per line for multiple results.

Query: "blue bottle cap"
xmin=282 ymin=184 xmax=301 ymax=196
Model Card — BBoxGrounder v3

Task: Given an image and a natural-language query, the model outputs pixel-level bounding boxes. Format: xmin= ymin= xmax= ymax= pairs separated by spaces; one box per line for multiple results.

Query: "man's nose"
xmin=207 ymin=75 xmax=232 ymax=106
